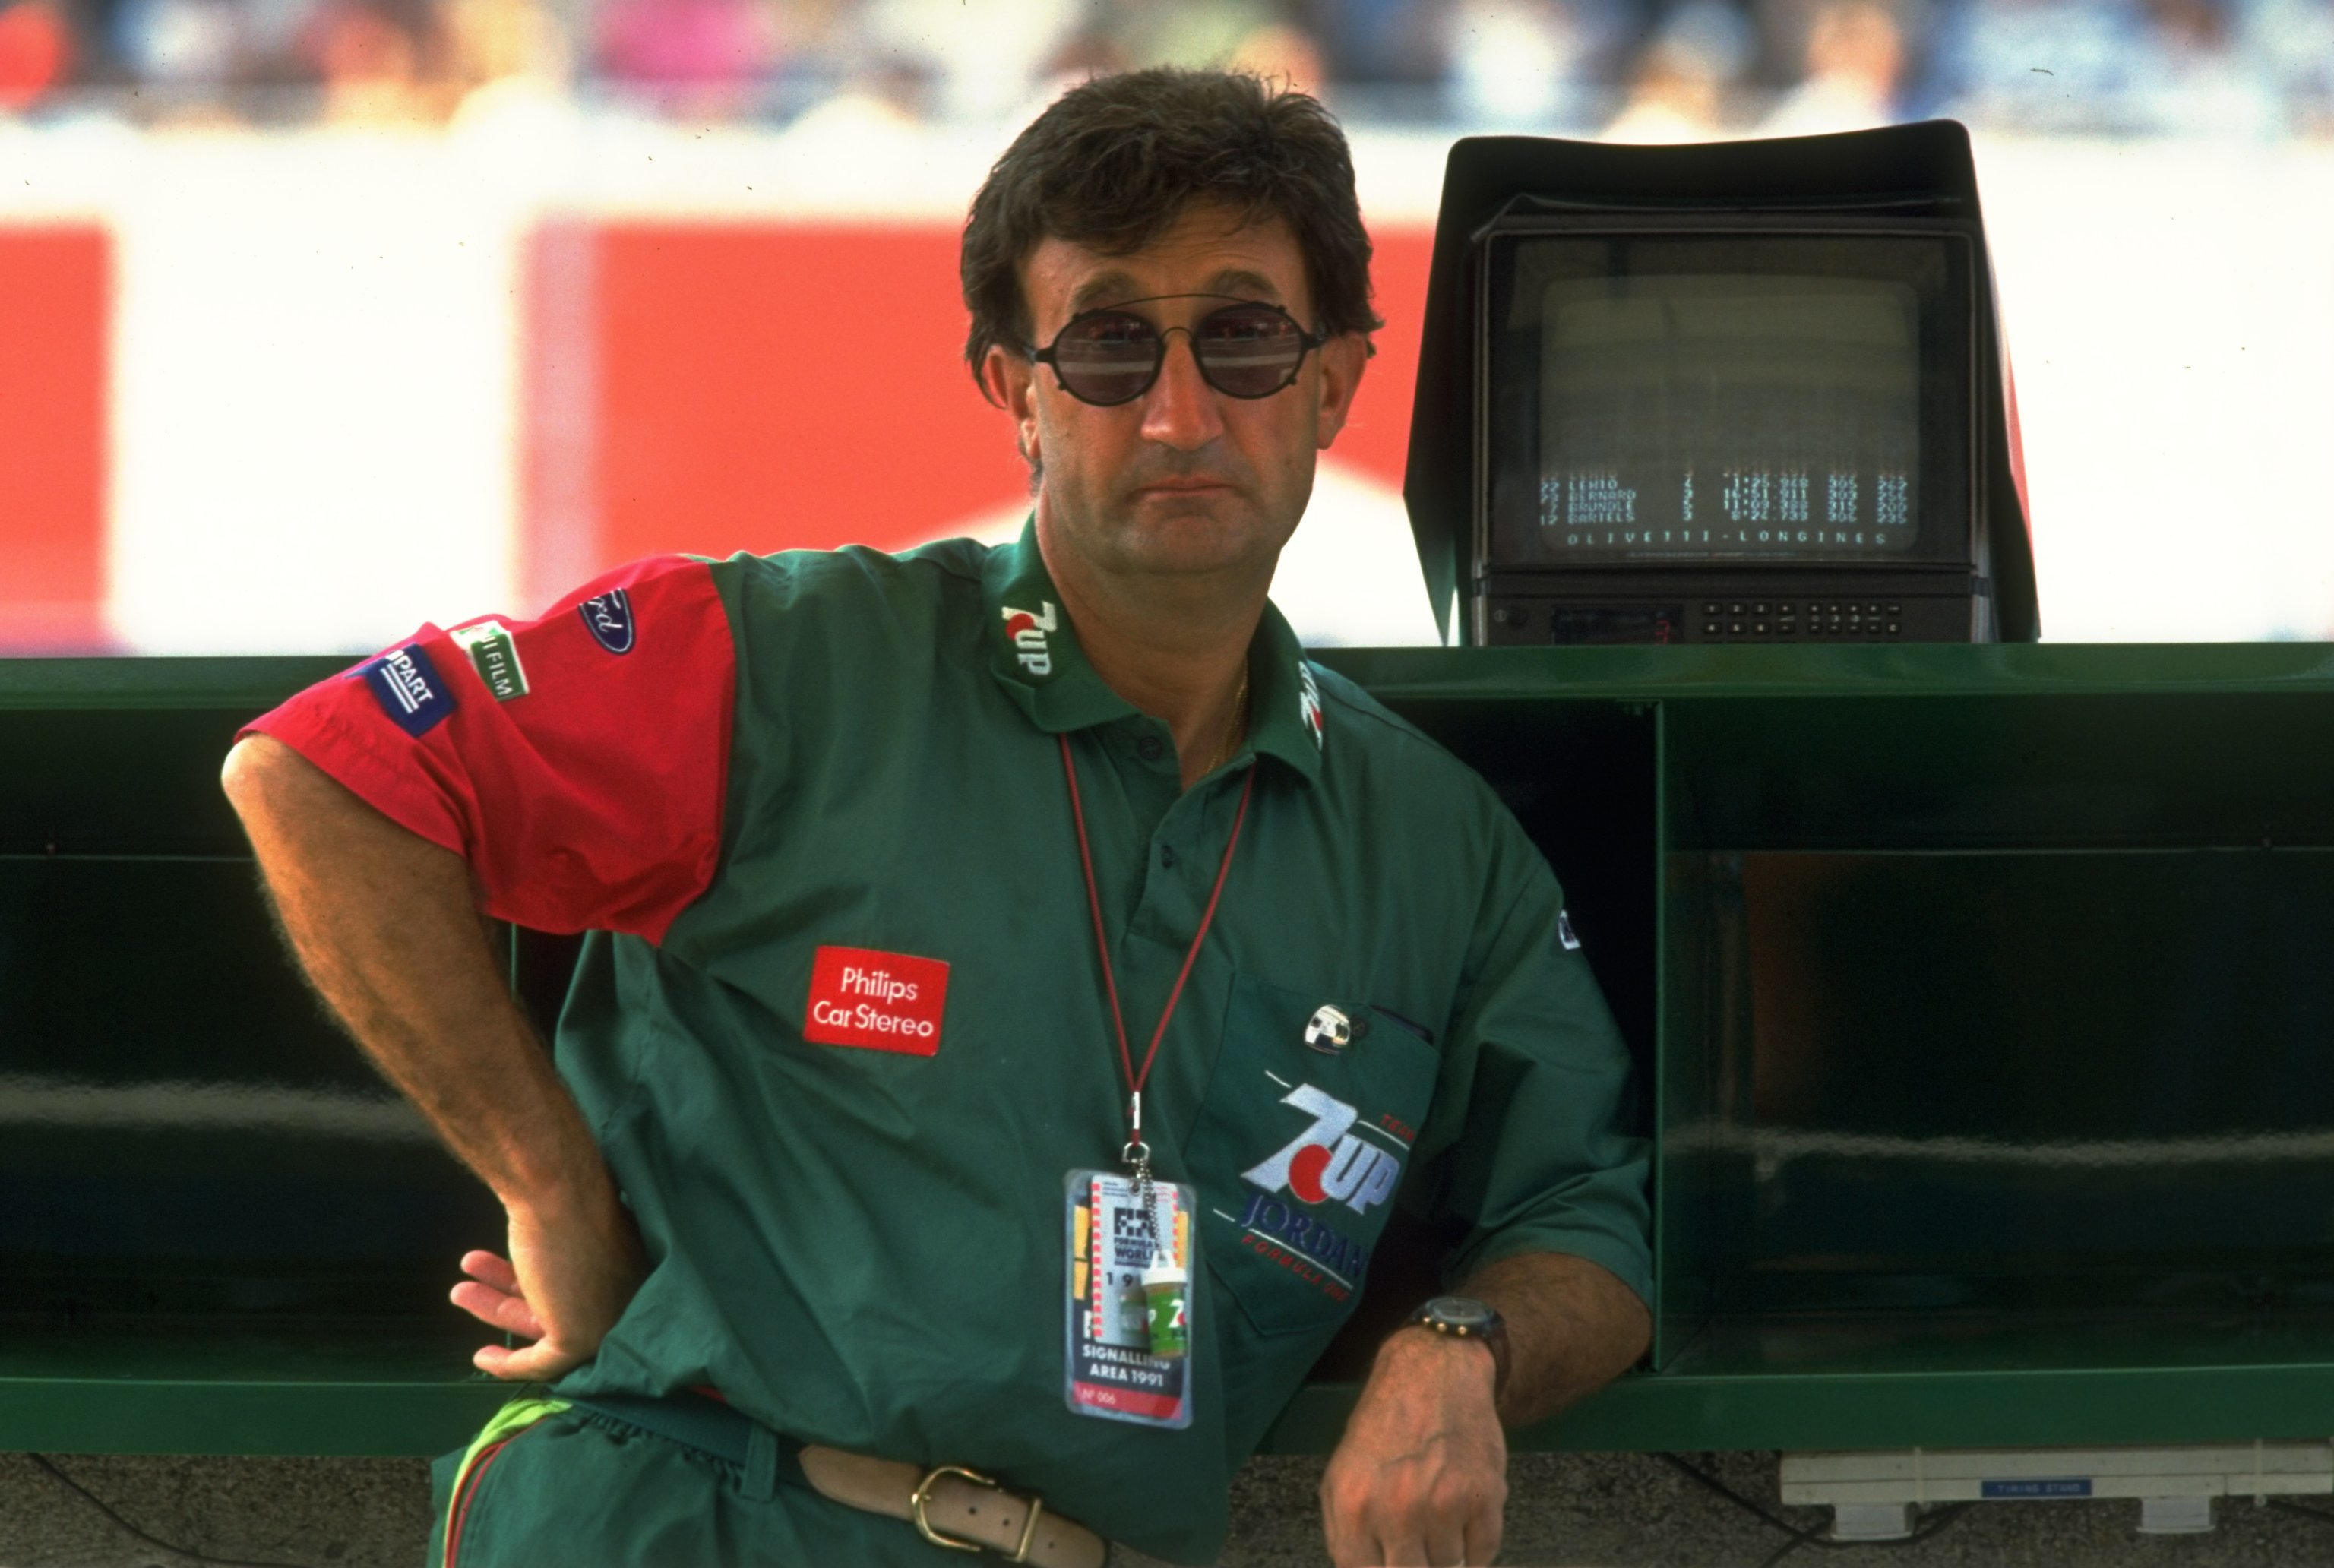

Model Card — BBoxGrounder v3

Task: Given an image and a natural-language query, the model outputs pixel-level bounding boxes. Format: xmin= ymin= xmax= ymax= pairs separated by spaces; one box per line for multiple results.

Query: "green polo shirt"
xmin=253 ymin=523 xmax=1650 ymax=1563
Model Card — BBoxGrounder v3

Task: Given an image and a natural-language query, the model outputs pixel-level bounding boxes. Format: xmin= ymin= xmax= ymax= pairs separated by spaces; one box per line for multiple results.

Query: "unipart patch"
xmin=358 ymin=644 xmax=455 ymax=737
xmin=1001 ymin=600 xmax=1057 ymax=678
xmin=803 ymin=945 xmax=950 ymax=1056
xmin=579 ymin=587 xmax=636 ymax=655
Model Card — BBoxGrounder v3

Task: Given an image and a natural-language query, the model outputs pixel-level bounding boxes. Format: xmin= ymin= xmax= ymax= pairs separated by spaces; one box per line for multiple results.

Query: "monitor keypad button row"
xmin=1701 ymin=605 xmax=1912 ymax=640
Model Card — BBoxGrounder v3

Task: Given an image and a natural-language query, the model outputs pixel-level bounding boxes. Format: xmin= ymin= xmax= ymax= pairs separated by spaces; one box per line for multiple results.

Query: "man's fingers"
xmin=1422 ymin=1522 xmax=1469 ymax=1566
xmin=1320 ymin=1474 xmax=1374 ymax=1568
xmin=475 ymin=1339 xmax=584 ymax=1381
xmin=1463 ymin=1506 xmax=1503 ymax=1567
xmin=449 ymin=1279 xmax=548 ymax=1340
xmin=460 ymin=1250 xmax=522 ymax=1294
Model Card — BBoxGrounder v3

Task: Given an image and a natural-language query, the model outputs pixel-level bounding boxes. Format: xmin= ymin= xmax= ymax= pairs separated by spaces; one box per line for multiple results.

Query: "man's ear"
xmin=1313 ymin=332 xmax=1369 ymax=451
xmin=984 ymin=344 xmax=1042 ymax=473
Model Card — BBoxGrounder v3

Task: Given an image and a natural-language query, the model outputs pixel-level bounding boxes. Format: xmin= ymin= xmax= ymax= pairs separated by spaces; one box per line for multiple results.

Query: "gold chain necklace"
xmin=1199 ymin=666 xmax=1251 ymax=778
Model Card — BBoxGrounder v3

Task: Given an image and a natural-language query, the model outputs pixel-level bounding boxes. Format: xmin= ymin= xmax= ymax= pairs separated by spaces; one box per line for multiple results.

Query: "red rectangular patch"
xmin=803 ymin=946 xmax=950 ymax=1056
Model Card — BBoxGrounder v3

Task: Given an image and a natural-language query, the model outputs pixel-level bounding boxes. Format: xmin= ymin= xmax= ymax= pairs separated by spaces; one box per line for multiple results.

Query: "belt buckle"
xmin=910 ymin=1464 xmax=1052 ymax=1562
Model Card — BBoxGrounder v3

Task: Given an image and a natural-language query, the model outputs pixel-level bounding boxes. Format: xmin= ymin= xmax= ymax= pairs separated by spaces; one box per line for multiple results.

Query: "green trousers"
xmin=426 ymin=1401 xmax=1002 ymax=1567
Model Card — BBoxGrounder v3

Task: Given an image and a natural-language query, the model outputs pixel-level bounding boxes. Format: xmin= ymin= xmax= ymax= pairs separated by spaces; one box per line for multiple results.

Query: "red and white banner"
xmin=4 ymin=128 xmax=2333 ymax=650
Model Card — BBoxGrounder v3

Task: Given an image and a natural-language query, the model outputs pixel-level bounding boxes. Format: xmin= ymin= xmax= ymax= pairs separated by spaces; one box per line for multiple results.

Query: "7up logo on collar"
xmin=1297 ymin=661 xmax=1324 ymax=748
xmin=1002 ymin=601 xmax=1057 ymax=678
xmin=1241 ymin=1083 xmax=1402 ymax=1215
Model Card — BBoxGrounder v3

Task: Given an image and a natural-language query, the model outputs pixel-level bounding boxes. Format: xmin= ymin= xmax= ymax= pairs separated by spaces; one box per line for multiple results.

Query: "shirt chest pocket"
xmin=1181 ymin=972 xmax=1441 ymax=1339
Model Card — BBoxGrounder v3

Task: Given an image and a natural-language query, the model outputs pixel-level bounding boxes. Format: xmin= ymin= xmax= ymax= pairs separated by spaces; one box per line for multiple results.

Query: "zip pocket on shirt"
xmin=1184 ymin=973 xmax=1439 ymax=1338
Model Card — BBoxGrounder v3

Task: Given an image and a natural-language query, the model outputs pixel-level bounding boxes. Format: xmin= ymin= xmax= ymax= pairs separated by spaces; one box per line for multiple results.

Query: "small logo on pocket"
xmin=1302 ymin=1005 xmax=1353 ymax=1054
xmin=1241 ymin=1083 xmax=1402 ymax=1216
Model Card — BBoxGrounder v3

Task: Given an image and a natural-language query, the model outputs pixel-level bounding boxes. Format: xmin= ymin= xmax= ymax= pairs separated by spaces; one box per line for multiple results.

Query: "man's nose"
xmin=1139 ymin=331 xmax=1225 ymax=452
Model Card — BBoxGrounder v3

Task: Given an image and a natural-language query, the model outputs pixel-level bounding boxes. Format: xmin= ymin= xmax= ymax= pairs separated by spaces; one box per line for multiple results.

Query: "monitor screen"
xmin=1483 ymin=232 xmax=1971 ymax=570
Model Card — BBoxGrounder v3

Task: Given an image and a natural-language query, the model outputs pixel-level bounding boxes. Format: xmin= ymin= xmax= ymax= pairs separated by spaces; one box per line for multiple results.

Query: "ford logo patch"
xmin=579 ymin=587 xmax=635 ymax=655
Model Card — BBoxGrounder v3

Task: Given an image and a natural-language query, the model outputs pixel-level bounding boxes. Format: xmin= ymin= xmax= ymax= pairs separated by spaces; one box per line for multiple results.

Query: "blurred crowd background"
xmin=1 ymin=0 xmax=2330 ymax=140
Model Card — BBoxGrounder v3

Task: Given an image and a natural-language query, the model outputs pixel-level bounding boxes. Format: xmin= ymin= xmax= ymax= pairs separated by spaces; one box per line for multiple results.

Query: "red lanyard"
xmin=1059 ymin=732 xmax=1255 ymax=1162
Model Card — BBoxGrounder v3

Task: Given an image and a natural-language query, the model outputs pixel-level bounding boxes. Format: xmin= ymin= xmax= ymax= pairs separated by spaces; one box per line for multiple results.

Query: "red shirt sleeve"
xmin=242 ymin=555 xmax=735 ymax=944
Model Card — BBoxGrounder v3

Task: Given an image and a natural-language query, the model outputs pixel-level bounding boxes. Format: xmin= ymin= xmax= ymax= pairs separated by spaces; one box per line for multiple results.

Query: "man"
xmin=222 ymin=70 xmax=1650 ymax=1567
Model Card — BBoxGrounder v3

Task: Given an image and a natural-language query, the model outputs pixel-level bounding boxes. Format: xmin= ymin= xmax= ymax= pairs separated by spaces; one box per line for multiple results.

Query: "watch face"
xmin=1425 ymin=1295 xmax=1496 ymax=1331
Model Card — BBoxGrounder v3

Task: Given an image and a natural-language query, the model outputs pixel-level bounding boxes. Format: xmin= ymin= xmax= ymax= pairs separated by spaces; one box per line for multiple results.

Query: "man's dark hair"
xmin=961 ymin=69 xmax=1382 ymax=396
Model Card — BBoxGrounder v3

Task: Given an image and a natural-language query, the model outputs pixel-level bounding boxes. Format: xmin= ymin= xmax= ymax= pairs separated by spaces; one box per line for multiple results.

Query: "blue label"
xmin=579 ymin=587 xmax=636 ymax=655
xmin=1981 ymin=1478 xmax=2092 ymax=1499
xmin=359 ymin=644 xmax=455 ymax=737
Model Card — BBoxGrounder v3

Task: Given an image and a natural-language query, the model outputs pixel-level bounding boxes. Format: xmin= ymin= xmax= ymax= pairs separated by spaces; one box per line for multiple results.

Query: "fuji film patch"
xmin=451 ymin=621 xmax=529 ymax=702
xmin=804 ymin=945 xmax=950 ymax=1056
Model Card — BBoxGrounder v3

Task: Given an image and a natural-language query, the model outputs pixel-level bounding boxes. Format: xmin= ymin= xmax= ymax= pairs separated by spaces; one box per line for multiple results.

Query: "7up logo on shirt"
xmin=1241 ymin=1083 xmax=1401 ymax=1215
xmin=1002 ymin=601 xmax=1057 ymax=678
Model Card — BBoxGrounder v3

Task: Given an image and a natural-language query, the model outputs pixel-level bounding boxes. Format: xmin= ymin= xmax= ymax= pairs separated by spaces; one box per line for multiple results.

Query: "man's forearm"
xmin=1454 ymin=1250 xmax=1650 ymax=1429
xmin=221 ymin=734 xmax=609 ymax=1217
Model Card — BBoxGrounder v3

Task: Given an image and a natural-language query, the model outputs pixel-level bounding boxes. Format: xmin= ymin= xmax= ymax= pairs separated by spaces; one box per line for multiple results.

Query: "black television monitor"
xmin=1404 ymin=123 xmax=2038 ymax=646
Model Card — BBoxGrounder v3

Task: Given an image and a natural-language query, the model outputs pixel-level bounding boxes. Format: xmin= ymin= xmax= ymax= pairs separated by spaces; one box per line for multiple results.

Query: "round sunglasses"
xmin=1029 ymin=295 xmax=1326 ymax=406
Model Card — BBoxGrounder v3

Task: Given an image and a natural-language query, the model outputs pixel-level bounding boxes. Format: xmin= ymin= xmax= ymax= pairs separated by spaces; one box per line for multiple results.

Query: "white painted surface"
xmin=104 ymin=134 xmax=520 ymax=653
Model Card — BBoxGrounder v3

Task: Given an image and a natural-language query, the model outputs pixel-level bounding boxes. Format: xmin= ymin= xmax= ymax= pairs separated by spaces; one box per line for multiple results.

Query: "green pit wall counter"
xmin=8 ymin=646 xmax=2334 ymax=1456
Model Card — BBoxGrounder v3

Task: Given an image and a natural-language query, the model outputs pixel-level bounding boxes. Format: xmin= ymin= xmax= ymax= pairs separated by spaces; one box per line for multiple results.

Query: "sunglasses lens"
xmin=1051 ymin=313 xmax=1160 ymax=405
xmin=1194 ymin=306 xmax=1308 ymax=397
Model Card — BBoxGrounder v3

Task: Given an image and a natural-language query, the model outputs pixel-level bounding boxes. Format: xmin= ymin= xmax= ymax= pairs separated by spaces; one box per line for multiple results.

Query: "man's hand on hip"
xmin=1320 ymin=1326 xmax=1507 ymax=1566
xmin=451 ymin=1192 xmax=647 ymax=1380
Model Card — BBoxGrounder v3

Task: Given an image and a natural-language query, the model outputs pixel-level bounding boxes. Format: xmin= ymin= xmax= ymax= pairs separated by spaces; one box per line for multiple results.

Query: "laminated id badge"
xmin=1064 ymin=1168 xmax=1195 ymax=1429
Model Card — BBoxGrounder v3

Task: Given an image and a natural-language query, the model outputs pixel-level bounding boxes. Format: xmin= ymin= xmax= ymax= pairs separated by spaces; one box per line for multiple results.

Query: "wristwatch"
xmin=1401 ymin=1295 xmax=1510 ymax=1402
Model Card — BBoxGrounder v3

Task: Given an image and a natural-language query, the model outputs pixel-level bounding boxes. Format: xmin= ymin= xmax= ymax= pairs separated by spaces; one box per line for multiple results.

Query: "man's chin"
xmin=1109 ymin=507 xmax=1279 ymax=576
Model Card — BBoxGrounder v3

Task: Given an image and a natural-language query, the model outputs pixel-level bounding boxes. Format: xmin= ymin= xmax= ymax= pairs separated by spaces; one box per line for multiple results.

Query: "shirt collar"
xmin=982 ymin=520 xmax=1325 ymax=787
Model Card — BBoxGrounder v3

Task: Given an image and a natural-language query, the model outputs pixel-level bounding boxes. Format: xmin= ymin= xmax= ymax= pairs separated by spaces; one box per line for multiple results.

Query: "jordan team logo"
xmin=1003 ymin=601 xmax=1057 ymax=678
xmin=1297 ymin=661 xmax=1324 ymax=748
xmin=1241 ymin=1083 xmax=1402 ymax=1216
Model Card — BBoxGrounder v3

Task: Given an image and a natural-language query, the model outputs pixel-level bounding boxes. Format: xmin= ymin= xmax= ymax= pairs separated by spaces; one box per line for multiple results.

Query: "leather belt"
xmin=566 ymin=1393 xmax=1106 ymax=1567
xmin=799 ymin=1446 xmax=1105 ymax=1566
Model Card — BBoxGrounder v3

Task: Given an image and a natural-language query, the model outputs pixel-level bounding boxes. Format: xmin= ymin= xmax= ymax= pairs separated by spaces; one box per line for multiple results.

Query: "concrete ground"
xmin=7 ymin=1450 xmax=2334 ymax=1567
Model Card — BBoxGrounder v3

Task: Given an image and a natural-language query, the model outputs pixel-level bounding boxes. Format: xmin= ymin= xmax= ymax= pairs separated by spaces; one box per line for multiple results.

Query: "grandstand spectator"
xmin=439 ymin=0 xmax=568 ymax=129
xmin=2237 ymin=0 xmax=2334 ymax=131
xmin=1929 ymin=0 xmax=2154 ymax=130
xmin=2129 ymin=0 xmax=2282 ymax=133
xmin=853 ymin=0 xmax=1079 ymax=122
xmin=1446 ymin=0 xmax=1624 ymax=128
xmin=593 ymin=0 xmax=776 ymax=113
xmin=1759 ymin=0 xmax=1911 ymax=132
xmin=1312 ymin=0 xmax=1450 ymax=91
xmin=0 ymin=0 xmax=71 ymax=108
xmin=110 ymin=0 xmax=241 ymax=112
xmin=1094 ymin=0 xmax=1281 ymax=74
xmin=1229 ymin=18 xmax=1327 ymax=96
xmin=1605 ymin=0 xmax=1756 ymax=138
xmin=306 ymin=0 xmax=442 ymax=124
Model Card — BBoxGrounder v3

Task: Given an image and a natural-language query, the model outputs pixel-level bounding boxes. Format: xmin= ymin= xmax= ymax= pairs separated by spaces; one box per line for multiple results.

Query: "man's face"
xmin=984 ymin=202 xmax=1368 ymax=586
